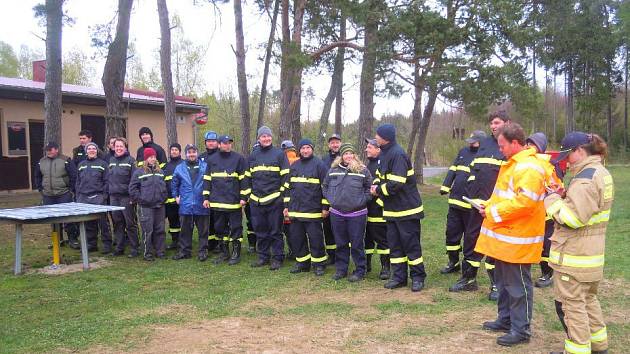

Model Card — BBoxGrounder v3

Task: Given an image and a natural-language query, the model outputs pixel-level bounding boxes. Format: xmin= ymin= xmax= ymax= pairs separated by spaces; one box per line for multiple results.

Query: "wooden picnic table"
xmin=0 ymin=202 xmax=125 ymax=275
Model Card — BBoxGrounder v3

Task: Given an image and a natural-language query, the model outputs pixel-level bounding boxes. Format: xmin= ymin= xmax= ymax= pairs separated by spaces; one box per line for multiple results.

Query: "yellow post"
xmin=51 ymin=226 xmax=60 ymax=266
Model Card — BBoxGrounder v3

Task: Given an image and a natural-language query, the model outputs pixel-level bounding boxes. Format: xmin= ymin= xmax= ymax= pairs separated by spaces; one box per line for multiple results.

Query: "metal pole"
xmin=79 ymin=222 xmax=90 ymax=270
xmin=14 ymin=224 xmax=23 ymax=275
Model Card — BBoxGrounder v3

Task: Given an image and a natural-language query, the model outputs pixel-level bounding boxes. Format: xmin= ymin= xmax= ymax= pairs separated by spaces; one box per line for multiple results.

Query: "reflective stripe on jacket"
xmin=107 ymin=153 xmax=135 ymax=196
xmin=465 ymin=136 xmax=505 ymax=203
xmin=247 ymin=144 xmax=289 ymax=205
xmin=474 ymin=148 xmax=546 ymax=263
xmin=283 ymin=155 xmax=328 ymax=220
xmin=366 ymin=157 xmax=384 ymax=223
xmin=543 ymin=155 xmax=613 ymax=282
xmin=442 ymin=146 xmax=477 ymax=210
xmin=129 ymin=166 xmax=168 ymax=208
xmin=203 ymin=150 xmax=249 ymax=211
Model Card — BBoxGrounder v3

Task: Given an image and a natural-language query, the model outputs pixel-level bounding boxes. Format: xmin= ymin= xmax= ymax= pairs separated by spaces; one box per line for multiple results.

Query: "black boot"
xmin=379 ymin=255 xmax=390 ymax=280
xmin=384 ymin=279 xmax=407 ymax=289
xmin=440 ymin=250 xmax=461 ymax=274
xmin=487 ymin=269 xmax=498 ymax=301
xmin=449 ymin=277 xmax=478 ymax=292
xmin=535 ymin=262 xmax=553 ymax=288
xmin=228 ymin=240 xmax=241 ymax=265
xmin=366 ymin=254 xmax=372 ymax=273
xmin=214 ymin=241 xmax=230 ymax=264
xmin=290 ymin=262 xmax=311 ymax=274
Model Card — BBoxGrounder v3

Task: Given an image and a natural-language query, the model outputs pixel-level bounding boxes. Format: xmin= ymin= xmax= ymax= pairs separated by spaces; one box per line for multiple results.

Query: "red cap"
xmin=143 ymin=147 xmax=157 ymax=160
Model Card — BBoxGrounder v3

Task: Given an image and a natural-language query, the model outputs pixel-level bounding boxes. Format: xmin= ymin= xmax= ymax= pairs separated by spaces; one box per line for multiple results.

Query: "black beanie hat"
xmin=376 ymin=124 xmax=396 ymax=142
xmin=169 ymin=143 xmax=182 ymax=151
xmin=139 ymin=127 xmax=153 ymax=139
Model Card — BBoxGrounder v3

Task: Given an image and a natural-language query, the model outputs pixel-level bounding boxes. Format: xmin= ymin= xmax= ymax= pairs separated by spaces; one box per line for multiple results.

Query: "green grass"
xmin=0 ymin=167 xmax=629 ymax=353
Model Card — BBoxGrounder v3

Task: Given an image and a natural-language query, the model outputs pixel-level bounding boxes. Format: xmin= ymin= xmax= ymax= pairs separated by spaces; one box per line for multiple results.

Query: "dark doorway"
xmin=29 ymin=120 xmax=45 ymax=189
xmin=81 ymin=115 xmax=106 ymax=149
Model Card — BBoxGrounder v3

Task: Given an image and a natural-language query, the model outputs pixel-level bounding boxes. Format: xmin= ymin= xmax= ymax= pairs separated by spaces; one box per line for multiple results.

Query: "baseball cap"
xmin=555 ymin=132 xmax=591 ymax=162
xmin=465 ymin=130 xmax=487 ymax=144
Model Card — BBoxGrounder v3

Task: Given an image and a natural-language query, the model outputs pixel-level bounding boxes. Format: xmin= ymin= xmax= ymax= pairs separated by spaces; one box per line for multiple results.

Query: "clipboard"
xmin=462 ymin=196 xmax=484 ymax=211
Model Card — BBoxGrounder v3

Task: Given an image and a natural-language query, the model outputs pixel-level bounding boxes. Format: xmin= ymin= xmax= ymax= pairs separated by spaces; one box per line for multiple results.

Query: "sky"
xmin=0 ymin=0 xmax=417 ymax=126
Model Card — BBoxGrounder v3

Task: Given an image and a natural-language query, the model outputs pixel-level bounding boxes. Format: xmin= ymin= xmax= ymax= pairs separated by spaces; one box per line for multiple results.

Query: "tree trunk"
xmin=257 ymin=0 xmax=280 ymax=131
xmin=357 ymin=1 xmax=378 ymax=160
xmin=278 ymin=0 xmax=292 ymax=140
xmin=102 ymin=0 xmax=133 ymax=141
xmin=625 ymin=45 xmax=628 ymax=150
xmin=334 ymin=12 xmax=346 ymax=136
xmin=157 ymin=0 xmax=177 ymax=148
xmin=318 ymin=71 xmax=338 ymax=154
xmin=553 ymin=67 xmax=557 ymax=143
xmin=566 ymin=59 xmax=574 ymax=134
xmin=413 ymin=84 xmax=438 ymax=184
xmin=407 ymin=63 xmax=423 ymax=156
xmin=233 ymin=0 xmax=251 ymax=155
xmin=285 ymin=0 xmax=306 ymax=143
xmin=44 ymin=0 xmax=63 ymax=148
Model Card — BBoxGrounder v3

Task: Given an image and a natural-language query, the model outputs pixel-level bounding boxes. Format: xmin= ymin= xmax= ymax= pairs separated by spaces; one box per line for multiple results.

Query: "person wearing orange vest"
xmin=546 ymin=132 xmax=613 ymax=354
xmin=475 ymin=123 xmax=547 ymax=347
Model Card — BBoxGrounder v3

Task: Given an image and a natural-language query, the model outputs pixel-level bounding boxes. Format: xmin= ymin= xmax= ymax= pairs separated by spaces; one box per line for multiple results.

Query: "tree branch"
xmin=309 ymin=41 xmax=363 ymax=61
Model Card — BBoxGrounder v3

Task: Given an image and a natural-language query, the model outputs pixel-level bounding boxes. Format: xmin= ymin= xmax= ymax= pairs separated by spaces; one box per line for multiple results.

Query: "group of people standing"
xmin=35 ymin=111 xmax=613 ymax=353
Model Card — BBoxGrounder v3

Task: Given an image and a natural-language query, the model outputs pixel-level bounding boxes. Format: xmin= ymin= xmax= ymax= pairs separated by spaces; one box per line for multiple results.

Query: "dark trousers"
xmin=250 ymin=199 xmax=284 ymax=262
xmin=462 ymin=211 xmax=495 ymax=278
xmin=540 ymin=219 xmax=554 ymax=275
xmin=290 ymin=219 xmax=327 ymax=265
xmin=214 ymin=209 xmax=243 ymax=242
xmin=494 ymin=260 xmax=533 ymax=338
xmin=179 ymin=214 xmax=210 ymax=256
xmin=42 ymin=191 xmax=78 ymax=240
xmin=110 ymin=194 xmax=139 ymax=252
xmin=139 ymin=206 xmax=166 ymax=257
xmin=387 ymin=218 xmax=426 ymax=283
xmin=165 ymin=202 xmax=181 ymax=244
xmin=445 ymin=207 xmax=468 ymax=252
xmin=245 ymin=203 xmax=256 ymax=248
xmin=283 ymin=222 xmax=293 ymax=253
xmin=208 ymin=210 xmax=218 ymax=249
xmin=323 ymin=217 xmax=336 ymax=257
xmin=331 ymin=213 xmax=367 ymax=276
xmin=365 ymin=221 xmax=389 ymax=255
xmin=77 ymin=193 xmax=112 ymax=250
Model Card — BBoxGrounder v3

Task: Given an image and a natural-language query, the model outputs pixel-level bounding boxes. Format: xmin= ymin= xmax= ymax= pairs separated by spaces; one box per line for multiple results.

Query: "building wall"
xmin=0 ymin=98 xmax=196 ymax=191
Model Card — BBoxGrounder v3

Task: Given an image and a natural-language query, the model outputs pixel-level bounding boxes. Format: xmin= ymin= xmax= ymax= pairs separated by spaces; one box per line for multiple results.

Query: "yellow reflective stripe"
xmin=209 ymin=202 xmax=241 ymax=209
xmin=165 ymin=197 xmax=176 ymax=203
xmin=208 ymin=235 xmax=219 ymax=240
xmin=390 ymin=256 xmax=408 ymax=264
xmin=373 ymin=178 xmax=381 ymax=184
xmin=251 ymin=165 xmax=281 ymax=173
xmin=211 ymin=172 xmax=239 ymax=178
xmin=365 ymin=248 xmax=375 ymax=254
xmin=283 ymin=182 xmax=290 ymax=189
xmin=587 ymin=210 xmax=610 ymax=225
xmin=202 ymin=191 xmax=210 ymax=195
xmin=376 ymin=248 xmax=390 ymax=255
xmin=591 ymin=326 xmax=607 ymax=342
xmin=449 ymin=165 xmax=457 ymax=171
xmin=540 ymin=256 xmax=549 ymax=262
xmin=376 ymin=198 xmax=384 ymax=207
xmin=456 ymin=165 xmax=470 ymax=173
xmin=283 ymin=197 xmax=290 ymax=202
xmin=137 ymin=161 xmax=144 ymax=167
xmin=446 ymin=245 xmax=461 ymax=251
xmin=90 ymin=165 xmax=105 ymax=171
xmin=564 ymin=339 xmax=590 ymax=354
xmin=288 ymin=211 xmax=322 ymax=218
xmin=549 ymin=251 xmax=605 ymax=268
xmin=139 ymin=173 xmax=164 ymax=179
xmin=321 ymin=199 xmax=329 ymax=205
xmin=312 ymin=255 xmax=328 ymax=263
xmin=290 ymin=177 xmax=320 ymax=184
xmin=296 ymin=254 xmax=311 ymax=262
xmin=480 ymin=227 xmax=544 ymax=245
xmin=380 ymin=184 xmax=389 ymax=196
xmin=467 ymin=175 xmax=476 ymax=181
xmin=484 ymin=262 xmax=495 ymax=270
xmin=386 ymin=174 xmax=407 ymax=183
xmin=280 ymin=169 xmax=290 ymax=175
xmin=168 ymin=228 xmax=181 ymax=233
xmin=407 ymin=169 xmax=414 ymax=176
xmin=472 ymin=157 xmax=504 ymax=166
xmin=559 ymin=206 xmax=584 ymax=229
xmin=448 ymin=198 xmax=471 ymax=209
xmin=250 ymin=191 xmax=281 ymax=203
xmin=466 ymin=260 xmax=481 ymax=267
xmin=367 ymin=216 xmax=385 ymax=223
xmin=240 ymin=188 xmax=251 ymax=195
xmin=164 ymin=175 xmax=173 ymax=181
xmin=325 ymin=244 xmax=337 ymax=250
xmin=244 ymin=170 xmax=251 ymax=177
xmin=408 ymin=257 xmax=423 ymax=265
xmin=441 ymin=186 xmax=451 ymax=193
xmin=159 ymin=162 xmax=166 ymax=168
xmin=203 ymin=175 xmax=212 ymax=181
xmin=383 ymin=205 xmax=424 ymax=218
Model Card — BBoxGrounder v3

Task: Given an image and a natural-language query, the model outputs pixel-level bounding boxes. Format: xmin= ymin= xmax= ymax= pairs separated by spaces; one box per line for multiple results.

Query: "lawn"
xmin=1 ymin=167 xmax=629 ymax=353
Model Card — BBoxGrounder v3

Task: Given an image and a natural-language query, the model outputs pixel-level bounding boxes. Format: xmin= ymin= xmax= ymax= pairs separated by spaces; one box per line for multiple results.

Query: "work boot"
xmin=313 ymin=265 xmax=325 ymax=276
xmin=487 ymin=268 xmax=498 ymax=301
xmin=384 ymin=279 xmax=408 ymax=289
xmin=535 ymin=273 xmax=553 ymax=288
xmin=332 ymin=272 xmax=347 ymax=281
xmin=449 ymin=277 xmax=478 ymax=292
xmin=251 ymin=258 xmax=269 ymax=268
xmin=248 ymin=245 xmax=256 ymax=254
xmin=166 ymin=241 xmax=178 ymax=250
xmin=348 ymin=272 xmax=364 ymax=282
xmin=290 ymin=262 xmax=311 ymax=274
xmin=213 ymin=241 xmax=230 ymax=264
xmin=172 ymin=252 xmax=191 ymax=260
xmin=112 ymin=249 xmax=125 ymax=257
xmin=441 ymin=250 xmax=461 ymax=274
xmin=198 ymin=249 xmax=209 ymax=262
xmin=228 ymin=240 xmax=241 ymax=265
xmin=144 ymin=254 xmax=155 ymax=262
xmin=379 ymin=255 xmax=391 ymax=280
xmin=411 ymin=279 xmax=424 ymax=292
xmin=269 ymin=259 xmax=282 ymax=271
xmin=128 ymin=249 xmax=139 ymax=258
xmin=497 ymin=332 xmax=530 ymax=347
xmin=366 ymin=254 xmax=372 ymax=273
xmin=482 ymin=320 xmax=510 ymax=333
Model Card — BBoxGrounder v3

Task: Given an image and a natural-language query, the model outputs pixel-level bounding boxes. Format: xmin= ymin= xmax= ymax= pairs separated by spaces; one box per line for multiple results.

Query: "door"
xmin=80 ymin=115 xmax=106 ymax=149
xmin=29 ymin=121 xmax=45 ymax=189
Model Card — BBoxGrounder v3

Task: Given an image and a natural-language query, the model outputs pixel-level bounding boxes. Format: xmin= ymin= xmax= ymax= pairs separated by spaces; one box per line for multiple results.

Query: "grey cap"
xmin=364 ymin=138 xmax=378 ymax=147
xmin=280 ymin=140 xmax=294 ymax=149
xmin=328 ymin=133 xmax=341 ymax=142
xmin=526 ymin=132 xmax=548 ymax=153
xmin=465 ymin=130 xmax=487 ymax=144
xmin=257 ymin=125 xmax=273 ymax=138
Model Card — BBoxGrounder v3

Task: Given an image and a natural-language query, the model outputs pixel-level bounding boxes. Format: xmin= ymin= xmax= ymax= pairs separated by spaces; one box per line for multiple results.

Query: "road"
xmin=423 ymin=167 xmax=448 ymax=178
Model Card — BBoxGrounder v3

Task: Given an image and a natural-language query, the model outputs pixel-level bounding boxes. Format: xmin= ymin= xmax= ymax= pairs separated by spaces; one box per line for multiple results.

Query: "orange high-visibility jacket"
xmin=475 ymin=148 xmax=547 ymax=264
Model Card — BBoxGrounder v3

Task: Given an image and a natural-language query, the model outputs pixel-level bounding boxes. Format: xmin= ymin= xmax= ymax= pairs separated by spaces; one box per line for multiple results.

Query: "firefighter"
xmin=75 ymin=142 xmax=111 ymax=253
xmin=280 ymin=140 xmax=299 ymax=258
xmin=371 ymin=124 xmax=426 ymax=292
xmin=72 ymin=129 xmax=103 ymax=165
xmin=248 ymin=126 xmax=290 ymax=271
xmin=439 ymin=130 xmax=485 ymax=274
xmin=244 ymin=142 xmax=261 ymax=254
xmin=136 ymin=127 xmax=167 ymax=168
xmin=202 ymin=135 xmax=249 ymax=265
xmin=545 ymin=132 xmax=613 ymax=354
xmin=322 ymin=133 xmax=342 ymax=265
xmin=199 ymin=131 xmax=220 ymax=252
xmin=450 ymin=111 xmax=511 ymax=300
xmin=108 ymin=138 xmax=139 ymax=257
xmin=128 ymin=147 xmax=168 ymax=261
xmin=475 ymin=123 xmax=547 ymax=347
xmin=365 ymin=138 xmax=390 ymax=279
xmin=526 ymin=132 xmax=565 ymax=288
xmin=283 ymin=139 xmax=329 ymax=276
xmin=164 ymin=143 xmax=184 ymax=250
xmin=171 ymin=144 xmax=211 ymax=261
